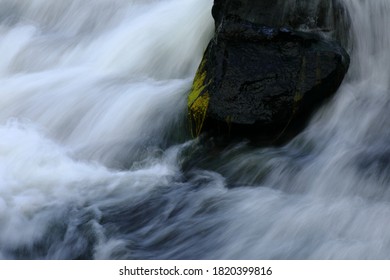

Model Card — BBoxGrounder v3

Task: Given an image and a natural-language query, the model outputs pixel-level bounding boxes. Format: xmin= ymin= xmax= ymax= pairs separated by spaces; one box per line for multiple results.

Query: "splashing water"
xmin=0 ymin=0 xmax=389 ymax=259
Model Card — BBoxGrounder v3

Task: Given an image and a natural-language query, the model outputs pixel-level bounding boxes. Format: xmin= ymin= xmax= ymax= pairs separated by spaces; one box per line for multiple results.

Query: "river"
xmin=0 ymin=0 xmax=389 ymax=259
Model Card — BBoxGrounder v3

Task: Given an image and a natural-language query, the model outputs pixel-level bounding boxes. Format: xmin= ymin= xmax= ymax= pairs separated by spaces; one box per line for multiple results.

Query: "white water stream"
xmin=0 ymin=0 xmax=389 ymax=259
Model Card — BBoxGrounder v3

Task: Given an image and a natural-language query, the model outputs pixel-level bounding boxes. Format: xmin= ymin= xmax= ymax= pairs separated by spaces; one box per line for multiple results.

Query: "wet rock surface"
xmin=189 ymin=0 xmax=350 ymax=144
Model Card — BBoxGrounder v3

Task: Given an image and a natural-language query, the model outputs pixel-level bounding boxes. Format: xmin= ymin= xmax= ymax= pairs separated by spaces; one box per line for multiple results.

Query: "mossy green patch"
xmin=188 ymin=58 xmax=211 ymax=137
xmin=189 ymin=91 xmax=210 ymax=137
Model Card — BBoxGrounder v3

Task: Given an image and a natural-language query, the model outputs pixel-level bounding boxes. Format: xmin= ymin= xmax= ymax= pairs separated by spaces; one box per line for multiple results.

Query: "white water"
xmin=0 ymin=0 xmax=390 ymax=259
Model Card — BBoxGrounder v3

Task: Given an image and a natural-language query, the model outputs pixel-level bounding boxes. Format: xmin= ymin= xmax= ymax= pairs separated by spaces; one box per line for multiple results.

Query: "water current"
xmin=0 ymin=0 xmax=389 ymax=259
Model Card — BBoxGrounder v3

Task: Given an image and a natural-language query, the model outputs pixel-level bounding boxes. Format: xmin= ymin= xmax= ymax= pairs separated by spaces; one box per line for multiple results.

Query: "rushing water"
xmin=0 ymin=0 xmax=389 ymax=259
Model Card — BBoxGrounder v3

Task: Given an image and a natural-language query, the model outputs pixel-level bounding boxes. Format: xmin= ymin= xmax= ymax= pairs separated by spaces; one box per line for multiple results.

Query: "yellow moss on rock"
xmin=190 ymin=92 xmax=210 ymax=137
xmin=188 ymin=58 xmax=211 ymax=137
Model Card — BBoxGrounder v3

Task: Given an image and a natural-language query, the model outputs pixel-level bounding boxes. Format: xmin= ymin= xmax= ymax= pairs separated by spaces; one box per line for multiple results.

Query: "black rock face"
xmin=212 ymin=0 xmax=347 ymax=32
xmin=189 ymin=0 xmax=350 ymax=144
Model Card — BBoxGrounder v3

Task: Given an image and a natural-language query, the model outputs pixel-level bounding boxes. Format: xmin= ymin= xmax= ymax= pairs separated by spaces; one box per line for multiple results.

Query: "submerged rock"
xmin=188 ymin=0 xmax=350 ymax=144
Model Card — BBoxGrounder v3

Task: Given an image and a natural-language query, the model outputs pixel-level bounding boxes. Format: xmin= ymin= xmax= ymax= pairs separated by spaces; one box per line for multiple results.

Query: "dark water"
xmin=0 ymin=0 xmax=390 ymax=259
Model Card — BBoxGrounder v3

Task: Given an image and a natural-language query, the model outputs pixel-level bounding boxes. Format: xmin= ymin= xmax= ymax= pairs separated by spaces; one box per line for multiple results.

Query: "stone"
xmin=188 ymin=1 xmax=350 ymax=144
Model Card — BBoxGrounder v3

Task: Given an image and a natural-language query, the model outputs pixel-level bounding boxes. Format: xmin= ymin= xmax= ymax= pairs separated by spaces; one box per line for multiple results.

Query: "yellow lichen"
xmin=189 ymin=92 xmax=210 ymax=137
xmin=188 ymin=58 xmax=211 ymax=137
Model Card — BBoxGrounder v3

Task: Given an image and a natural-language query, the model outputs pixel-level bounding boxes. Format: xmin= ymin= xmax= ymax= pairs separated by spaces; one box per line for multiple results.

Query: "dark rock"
xmin=212 ymin=0 xmax=349 ymax=35
xmin=188 ymin=11 xmax=350 ymax=144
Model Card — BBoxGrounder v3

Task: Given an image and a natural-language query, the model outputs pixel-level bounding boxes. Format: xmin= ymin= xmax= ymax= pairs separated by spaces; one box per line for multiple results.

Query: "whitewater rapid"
xmin=0 ymin=0 xmax=390 ymax=259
